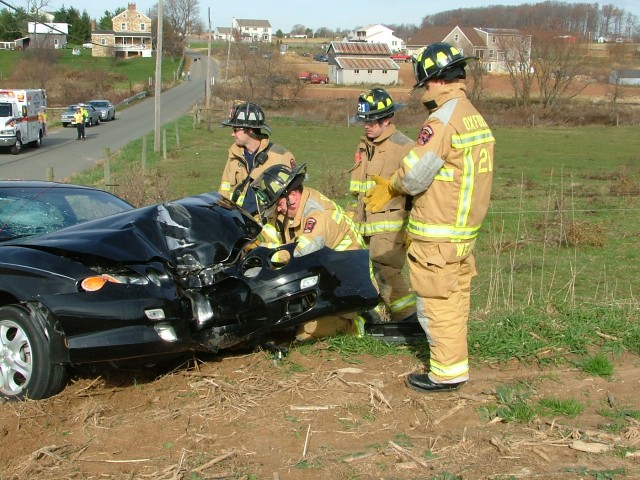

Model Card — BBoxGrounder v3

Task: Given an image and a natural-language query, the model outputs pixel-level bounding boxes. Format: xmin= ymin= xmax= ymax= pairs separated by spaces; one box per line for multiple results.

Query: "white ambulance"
xmin=0 ymin=89 xmax=47 ymax=155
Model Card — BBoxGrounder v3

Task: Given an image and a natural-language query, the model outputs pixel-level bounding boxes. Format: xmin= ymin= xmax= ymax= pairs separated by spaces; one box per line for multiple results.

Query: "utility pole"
xmin=206 ymin=7 xmax=211 ymax=108
xmin=225 ymin=17 xmax=233 ymax=82
xmin=154 ymin=0 xmax=164 ymax=152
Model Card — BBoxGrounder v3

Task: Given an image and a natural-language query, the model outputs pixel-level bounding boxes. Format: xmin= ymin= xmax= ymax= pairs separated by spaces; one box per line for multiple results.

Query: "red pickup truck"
xmin=298 ymin=72 xmax=329 ymax=84
xmin=390 ymin=53 xmax=412 ymax=62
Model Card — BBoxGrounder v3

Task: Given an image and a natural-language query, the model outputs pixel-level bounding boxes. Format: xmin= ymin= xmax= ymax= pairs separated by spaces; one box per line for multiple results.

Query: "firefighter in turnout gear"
xmin=218 ymin=101 xmax=296 ymax=215
xmin=349 ymin=87 xmax=416 ymax=324
xmin=252 ymin=163 xmax=374 ymax=341
xmin=365 ymin=42 xmax=495 ymax=392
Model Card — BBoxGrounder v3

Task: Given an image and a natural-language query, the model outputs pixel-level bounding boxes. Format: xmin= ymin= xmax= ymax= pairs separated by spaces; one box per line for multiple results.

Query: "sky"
xmin=46 ymin=0 xmax=640 ymax=32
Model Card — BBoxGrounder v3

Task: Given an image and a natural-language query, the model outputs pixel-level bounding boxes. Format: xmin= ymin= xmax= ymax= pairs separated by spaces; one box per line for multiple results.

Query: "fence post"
xmin=45 ymin=166 xmax=54 ymax=181
xmin=141 ymin=135 xmax=147 ymax=173
xmin=103 ymin=150 xmax=111 ymax=193
xmin=162 ymin=129 xmax=167 ymax=161
xmin=175 ymin=122 xmax=180 ymax=148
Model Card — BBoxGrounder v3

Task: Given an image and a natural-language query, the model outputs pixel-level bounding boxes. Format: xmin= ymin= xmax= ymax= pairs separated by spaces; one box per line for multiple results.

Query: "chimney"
xmin=90 ymin=20 xmax=96 ymax=32
xmin=128 ymin=3 xmax=136 ymax=11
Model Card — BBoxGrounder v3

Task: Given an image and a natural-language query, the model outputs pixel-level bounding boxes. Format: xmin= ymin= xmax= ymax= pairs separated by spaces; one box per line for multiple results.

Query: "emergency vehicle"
xmin=0 ymin=89 xmax=47 ymax=155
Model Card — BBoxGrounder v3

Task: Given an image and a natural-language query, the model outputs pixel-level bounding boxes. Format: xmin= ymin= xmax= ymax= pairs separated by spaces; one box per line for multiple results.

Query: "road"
xmin=0 ymin=50 xmax=216 ymax=181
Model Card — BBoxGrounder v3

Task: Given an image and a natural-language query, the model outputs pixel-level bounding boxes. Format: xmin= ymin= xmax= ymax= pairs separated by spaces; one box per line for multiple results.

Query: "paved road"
xmin=0 ymin=50 xmax=216 ymax=181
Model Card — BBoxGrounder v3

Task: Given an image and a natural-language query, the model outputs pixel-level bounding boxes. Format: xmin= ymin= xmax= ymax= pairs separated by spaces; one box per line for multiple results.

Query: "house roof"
xmin=329 ymin=42 xmax=391 ymax=55
xmin=235 ymin=19 xmax=271 ymax=28
xmin=407 ymin=26 xmax=455 ymax=47
xmin=477 ymin=27 xmax=523 ymax=35
xmin=336 ymin=57 xmax=399 ymax=70
xmin=28 ymin=22 xmax=68 ymax=34
xmin=216 ymin=27 xmax=232 ymax=34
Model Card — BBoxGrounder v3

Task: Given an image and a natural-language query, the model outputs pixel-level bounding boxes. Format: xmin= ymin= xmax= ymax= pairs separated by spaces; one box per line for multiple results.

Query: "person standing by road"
xmin=252 ymin=163 xmax=370 ymax=340
xmin=218 ymin=101 xmax=297 ymax=216
xmin=73 ymin=106 xmax=85 ymax=140
xmin=365 ymin=42 xmax=495 ymax=392
xmin=348 ymin=88 xmax=416 ymax=325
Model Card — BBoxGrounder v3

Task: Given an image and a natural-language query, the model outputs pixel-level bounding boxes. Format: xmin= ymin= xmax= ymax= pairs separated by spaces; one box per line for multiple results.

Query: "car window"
xmin=0 ymin=187 xmax=132 ymax=240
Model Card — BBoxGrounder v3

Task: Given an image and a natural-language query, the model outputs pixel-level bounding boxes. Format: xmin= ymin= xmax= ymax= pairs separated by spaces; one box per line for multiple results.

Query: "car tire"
xmin=29 ymin=131 xmax=42 ymax=148
xmin=0 ymin=305 xmax=67 ymax=401
xmin=62 ymin=123 xmax=68 ymax=128
xmin=10 ymin=137 xmax=22 ymax=155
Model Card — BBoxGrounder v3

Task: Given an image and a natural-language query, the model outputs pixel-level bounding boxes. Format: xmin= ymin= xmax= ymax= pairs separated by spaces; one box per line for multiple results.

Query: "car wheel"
xmin=62 ymin=123 xmax=68 ymax=128
xmin=0 ymin=305 xmax=67 ymax=401
xmin=96 ymin=117 xmax=100 ymax=125
xmin=29 ymin=131 xmax=42 ymax=148
xmin=10 ymin=137 xmax=22 ymax=155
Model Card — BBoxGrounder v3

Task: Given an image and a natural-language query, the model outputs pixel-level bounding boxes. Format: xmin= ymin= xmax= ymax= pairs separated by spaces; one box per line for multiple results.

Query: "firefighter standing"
xmin=365 ymin=42 xmax=495 ymax=392
xmin=252 ymin=163 xmax=370 ymax=340
xmin=218 ymin=101 xmax=296 ymax=215
xmin=73 ymin=106 xmax=85 ymax=140
xmin=348 ymin=88 xmax=416 ymax=323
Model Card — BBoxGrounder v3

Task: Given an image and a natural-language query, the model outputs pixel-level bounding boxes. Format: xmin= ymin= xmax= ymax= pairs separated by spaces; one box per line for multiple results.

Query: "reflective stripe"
xmin=451 ymin=128 xmax=495 ymax=149
xmin=349 ymin=179 xmax=374 ymax=194
xmin=457 ymin=149 xmax=474 ymax=228
xmin=402 ymin=149 xmax=419 ymax=169
xmin=430 ymin=358 xmax=469 ymax=379
xmin=358 ymin=218 xmax=407 ymax=236
xmin=407 ymin=221 xmax=481 ymax=240
xmin=259 ymin=224 xmax=281 ymax=248
xmin=389 ymin=293 xmax=416 ymax=313
xmin=435 ymin=167 xmax=454 ymax=182
xmin=220 ymin=181 xmax=231 ymax=192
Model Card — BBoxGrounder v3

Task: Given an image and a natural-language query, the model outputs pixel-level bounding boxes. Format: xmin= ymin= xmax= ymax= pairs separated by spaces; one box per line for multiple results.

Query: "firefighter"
xmin=73 ymin=106 xmax=85 ymax=140
xmin=348 ymin=87 xmax=416 ymax=324
xmin=252 ymin=163 xmax=372 ymax=341
xmin=218 ymin=101 xmax=296 ymax=216
xmin=365 ymin=42 xmax=495 ymax=392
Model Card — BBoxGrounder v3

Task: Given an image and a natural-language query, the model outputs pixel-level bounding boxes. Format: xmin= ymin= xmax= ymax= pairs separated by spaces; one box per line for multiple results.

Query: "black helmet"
xmin=354 ymin=88 xmax=403 ymax=122
xmin=220 ymin=101 xmax=272 ymax=134
xmin=413 ymin=42 xmax=478 ymax=89
xmin=252 ymin=163 xmax=307 ymax=212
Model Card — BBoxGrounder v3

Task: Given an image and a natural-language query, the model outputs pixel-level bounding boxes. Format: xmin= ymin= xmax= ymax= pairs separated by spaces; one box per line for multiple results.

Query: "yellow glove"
xmin=363 ymin=175 xmax=397 ymax=212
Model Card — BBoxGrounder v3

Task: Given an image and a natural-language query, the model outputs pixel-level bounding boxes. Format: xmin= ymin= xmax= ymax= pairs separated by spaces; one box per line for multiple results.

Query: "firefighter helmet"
xmin=412 ymin=42 xmax=478 ymax=88
xmin=220 ymin=101 xmax=272 ymax=134
xmin=354 ymin=88 xmax=399 ymax=122
xmin=252 ymin=163 xmax=307 ymax=211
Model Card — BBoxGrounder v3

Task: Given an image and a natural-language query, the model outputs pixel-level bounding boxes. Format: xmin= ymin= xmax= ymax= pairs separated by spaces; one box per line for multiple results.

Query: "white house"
xmin=327 ymin=41 xmax=399 ymax=86
xmin=214 ymin=27 xmax=233 ymax=42
xmin=232 ymin=19 xmax=272 ymax=43
xmin=348 ymin=24 xmax=404 ymax=53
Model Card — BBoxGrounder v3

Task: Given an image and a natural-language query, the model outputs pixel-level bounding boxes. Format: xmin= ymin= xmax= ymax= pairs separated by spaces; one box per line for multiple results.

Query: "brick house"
xmin=90 ymin=3 xmax=153 ymax=58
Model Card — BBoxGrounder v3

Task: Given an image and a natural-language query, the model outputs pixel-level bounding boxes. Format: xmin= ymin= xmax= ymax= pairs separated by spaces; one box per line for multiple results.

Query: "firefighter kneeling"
xmin=251 ymin=163 xmax=377 ymax=341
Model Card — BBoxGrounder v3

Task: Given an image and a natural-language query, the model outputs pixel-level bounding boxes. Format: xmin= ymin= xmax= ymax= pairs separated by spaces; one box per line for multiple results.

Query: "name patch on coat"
xmin=303 ymin=218 xmax=317 ymax=234
xmin=417 ymin=125 xmax=434 ymax=146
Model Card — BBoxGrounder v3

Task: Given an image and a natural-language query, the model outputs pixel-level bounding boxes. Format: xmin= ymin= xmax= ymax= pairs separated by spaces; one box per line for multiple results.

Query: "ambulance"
xmin=0 ymin=89 xmax=47 ymax=154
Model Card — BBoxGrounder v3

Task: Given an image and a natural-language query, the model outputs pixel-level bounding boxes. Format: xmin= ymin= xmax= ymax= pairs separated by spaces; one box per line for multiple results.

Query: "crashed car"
xmin=0 ymin=181 xmax=379 ymax=401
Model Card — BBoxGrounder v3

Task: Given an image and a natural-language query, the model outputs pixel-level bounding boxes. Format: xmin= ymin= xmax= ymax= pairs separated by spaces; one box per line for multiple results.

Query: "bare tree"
xmin=155 ymin=0 xmax=200 ymax=40
xmin=499 ymin=34 xmax=535 ymax=107
xmin=466 ymin=60 xmax=487 ymax=102
xmin=532 ymin=32 xmax=589 ymax=109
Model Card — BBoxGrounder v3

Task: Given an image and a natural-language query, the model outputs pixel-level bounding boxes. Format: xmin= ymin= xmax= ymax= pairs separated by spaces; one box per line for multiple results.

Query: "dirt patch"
xmin=2 ymin=345 xmax=639 ymax=479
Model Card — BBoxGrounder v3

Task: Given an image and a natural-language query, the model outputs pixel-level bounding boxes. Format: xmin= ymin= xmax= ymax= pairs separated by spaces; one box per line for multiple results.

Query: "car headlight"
xmin=300 ymin=275 xmax=319 ymax=289
xmin=80 ymin=272 xmax=149 ymax=291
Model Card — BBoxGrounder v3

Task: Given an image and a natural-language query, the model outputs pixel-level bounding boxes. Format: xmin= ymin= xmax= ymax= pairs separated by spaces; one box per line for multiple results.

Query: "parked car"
xmin=313 ymin=54 xmax=328 ymax=62
xmin=60 ymin=104 xmax=101 ymax=128
xmin=88 ymin=99 xmax=116 ymax=121
xmin=0 ymin=181 xmax=379 ymax=401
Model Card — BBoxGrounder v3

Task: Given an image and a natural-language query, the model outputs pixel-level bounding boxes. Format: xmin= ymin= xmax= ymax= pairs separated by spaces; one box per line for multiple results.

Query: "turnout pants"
xmin=407 ymin=240 xmax=477 ymax=383
xmin=368 ymin=232 xmax=415 ymax=321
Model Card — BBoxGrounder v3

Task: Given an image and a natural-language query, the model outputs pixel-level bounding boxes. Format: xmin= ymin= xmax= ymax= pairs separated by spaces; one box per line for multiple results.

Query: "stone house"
xmin=90 ymin=3 xmax=153 ymax=58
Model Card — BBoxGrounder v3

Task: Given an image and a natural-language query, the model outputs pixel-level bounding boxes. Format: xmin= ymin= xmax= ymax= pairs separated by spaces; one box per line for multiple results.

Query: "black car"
xmin=0 ymin=182 xmax=379 ymax=400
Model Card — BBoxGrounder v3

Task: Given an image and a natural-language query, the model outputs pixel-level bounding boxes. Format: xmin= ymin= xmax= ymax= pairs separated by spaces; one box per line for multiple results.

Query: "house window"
xmin=368 ymin=70 xmax=373 ymax=74
xmin=474 ymin=49 xmax=484 ymax=59
xmin=454 ymin=34 xmax=459 ymax=42
xmin=140 ymin=23 xmax=145 ymax=31
xmin=492 ymin=35 xmax=496 ymax=43
xmin=354 ymin=69 xmax=360 ymax=74
xmin=100 ymin=38 xmax=106 ymax=45
xmin=487 ymin=63 xmax=492 ymax=72
xmin=121 ymin=23 xmax=127 ymax=30
xmin=489 ymin=49 xmax=494 ymax=58
xmin=382 ymin=69 xmax=387 ymax=74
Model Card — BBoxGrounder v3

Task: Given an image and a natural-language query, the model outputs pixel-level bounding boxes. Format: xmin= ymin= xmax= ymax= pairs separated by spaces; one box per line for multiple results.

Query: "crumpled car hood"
xmin=10 ymin=193 xmax=263 ymax=269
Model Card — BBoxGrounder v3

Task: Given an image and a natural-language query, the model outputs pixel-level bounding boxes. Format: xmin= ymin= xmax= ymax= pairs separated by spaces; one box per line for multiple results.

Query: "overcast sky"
xmin=47 ymin=0 xmax=640 ymax=32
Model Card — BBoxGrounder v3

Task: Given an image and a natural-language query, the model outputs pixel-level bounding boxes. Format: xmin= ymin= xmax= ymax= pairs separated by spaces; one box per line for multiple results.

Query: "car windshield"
xmin=66 ymin=105 xmax=77 ymax=112
xmin=0 ymin=185 xmax=133 ymax=240
xmin=90 ymin=101 xmax=109 ymax=108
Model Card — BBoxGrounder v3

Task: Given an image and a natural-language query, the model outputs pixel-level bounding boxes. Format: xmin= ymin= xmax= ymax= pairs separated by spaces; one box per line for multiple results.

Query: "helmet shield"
xmin=220 ymin=101 xmax=272 ymax=134
xmin=412 ymin=42 xmax=478 ymax=89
